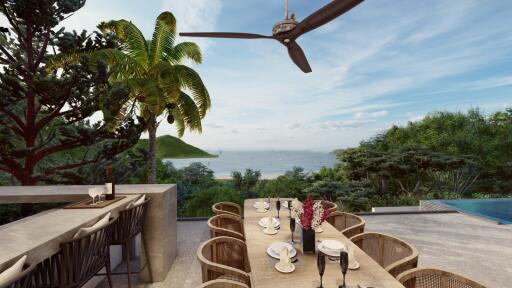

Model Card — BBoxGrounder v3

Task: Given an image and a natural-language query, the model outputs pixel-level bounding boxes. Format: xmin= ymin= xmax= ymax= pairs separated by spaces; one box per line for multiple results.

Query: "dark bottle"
xmin=105 ymin=166 xmax=115 ymax=200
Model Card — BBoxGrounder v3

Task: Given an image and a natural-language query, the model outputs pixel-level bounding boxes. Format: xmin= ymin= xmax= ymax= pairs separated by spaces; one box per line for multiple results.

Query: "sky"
xmin=59 ymin=0 xmax=512 ymax=152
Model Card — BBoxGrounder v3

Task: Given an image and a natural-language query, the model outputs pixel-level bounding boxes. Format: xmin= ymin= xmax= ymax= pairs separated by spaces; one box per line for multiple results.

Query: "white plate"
xmin=275 ymin=262 xmax=295 ymax=273
xmin=263 ymin=229 xmax=278 ymax=235
xmin=322 ymin=239 xmax=345 ymax=251
xmin=253 ymin=201 xmax=270 ymax=209
xmin=318 ymin=242 xmax=346 ymax=258
xmin=269 ymin=242 xmax=294 ymax=255
xmin=266 ymin=246 xmax=297 ymax=259
xmin=258 ymin=217 xmax=280 ymax=228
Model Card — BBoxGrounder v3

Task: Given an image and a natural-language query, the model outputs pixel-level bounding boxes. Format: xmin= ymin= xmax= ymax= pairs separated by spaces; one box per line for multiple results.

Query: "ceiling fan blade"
xmin=293 ymin=0 xmax=364 ymax=37
xmin=180 ymin=32 xmax=273 ymax=39
xmin=287 ymin=41 xmax=312 ymax=73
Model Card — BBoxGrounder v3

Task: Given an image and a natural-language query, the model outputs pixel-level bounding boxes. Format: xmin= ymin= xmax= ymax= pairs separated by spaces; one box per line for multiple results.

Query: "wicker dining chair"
xmin=58 ymin=218 xmax=117 ymax=288
xmin=197 ymin=236 xmax=251 ymax=286
xmin=326 ymin=211 xmax=365 ymax=239
xmin=1 ymin=263 xmax=34 ymax=288
xmin=207 ymin=214 xmax=245 ymax=241
xmin=319 ymin=200 xmax=338 ymax=212
xmin=110 ymin=198 xmax=152 ymax=288
xmin=397 ymin=268 xmax=488 ymax=288
xmin=350 ymin=232 xmax=418 ymax=278
xmin=212 ymin=202 xmax=242 ymax=217
xmin=197 ymin=279 xmax=250 ymax=288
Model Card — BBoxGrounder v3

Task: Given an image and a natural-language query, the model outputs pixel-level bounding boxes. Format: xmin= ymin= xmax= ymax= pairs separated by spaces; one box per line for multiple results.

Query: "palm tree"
xmin=52 ymin=12 xmax=211 ymax=183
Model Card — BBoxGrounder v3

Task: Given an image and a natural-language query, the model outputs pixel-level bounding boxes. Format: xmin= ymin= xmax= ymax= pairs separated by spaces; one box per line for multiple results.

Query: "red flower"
xmin=106 ymin=166 xmax=113 ymax=174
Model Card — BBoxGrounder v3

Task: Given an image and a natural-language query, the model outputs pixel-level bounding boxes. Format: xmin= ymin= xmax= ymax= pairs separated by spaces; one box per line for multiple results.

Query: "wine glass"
xmin=339 ymin=251 xmax=349 ymax=288
xmin=289 ymin=217 xmax=296 ymax=244
xmin=97 ymin=187 xmax=105 ymax=203
xmin=276 ymin=199 xmax=281 ymax=219
xmin=317 ymin=252 xmax=326 ymax=288
xmin=88 ymin=188 xmax=96 ymax=205
xmin=288 ymin=200 xmax=292 ymax=219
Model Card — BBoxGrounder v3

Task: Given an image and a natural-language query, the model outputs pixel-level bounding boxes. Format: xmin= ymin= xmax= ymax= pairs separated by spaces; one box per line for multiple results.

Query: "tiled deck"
xmin=103 ymin=213 xmax=511 ymax=288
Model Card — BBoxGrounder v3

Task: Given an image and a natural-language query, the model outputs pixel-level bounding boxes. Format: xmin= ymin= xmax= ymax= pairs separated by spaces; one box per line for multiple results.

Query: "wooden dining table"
xmin=244 ymin=198 xmax=406 ymax=288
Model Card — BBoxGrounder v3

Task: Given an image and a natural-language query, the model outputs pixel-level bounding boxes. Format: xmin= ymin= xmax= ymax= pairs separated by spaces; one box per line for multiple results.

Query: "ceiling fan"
xmin=180 ymin=0 xmax=364 ymax=73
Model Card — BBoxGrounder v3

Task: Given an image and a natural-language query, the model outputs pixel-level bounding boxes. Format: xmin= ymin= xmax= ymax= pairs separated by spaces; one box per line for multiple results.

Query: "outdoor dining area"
xmin=198 ymin=198 xmax=488 ymax=288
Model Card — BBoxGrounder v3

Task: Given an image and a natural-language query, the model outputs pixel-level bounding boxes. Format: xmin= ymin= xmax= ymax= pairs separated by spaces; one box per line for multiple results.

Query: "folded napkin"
xmin=279 ymin=246 xmax=291 ymax=268
xmin=265 ymin=216 xmax=276 ymax=233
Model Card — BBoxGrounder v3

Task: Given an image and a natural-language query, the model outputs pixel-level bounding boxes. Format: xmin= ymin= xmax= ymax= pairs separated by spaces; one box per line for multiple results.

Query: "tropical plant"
xmin=50 ymin=11 xmax=211 ymax=183
xmin=0 ymin=0 xmax=144 ymax=199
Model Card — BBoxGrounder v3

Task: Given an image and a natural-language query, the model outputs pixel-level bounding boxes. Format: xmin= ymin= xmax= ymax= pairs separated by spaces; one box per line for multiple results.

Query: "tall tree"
xmin=0 ymin=0 xmax=144 ymax=195
xmin=52 ymin=12 xmax=211 ymax=183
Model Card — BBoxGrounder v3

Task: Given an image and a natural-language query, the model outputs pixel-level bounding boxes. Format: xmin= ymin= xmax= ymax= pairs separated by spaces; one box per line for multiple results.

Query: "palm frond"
xmin=46 ymin=52 xmax=81 ymax=70
xmin=165 ymin=42 xmax=202 ymax=64
xmin=149 ymin=12 xmax=177 ymax=65
xmin=102 ymin=20 xmax=150 ymax=68
xmin=171 ymin=108 xmax=185 ymax=137
xmin=175 ymin=65 xmax=210 ymax=117
xmin=150 ymin=62 xmax=180 ymax=103
xmin=176 ymin=91 xmax=202 ymax=133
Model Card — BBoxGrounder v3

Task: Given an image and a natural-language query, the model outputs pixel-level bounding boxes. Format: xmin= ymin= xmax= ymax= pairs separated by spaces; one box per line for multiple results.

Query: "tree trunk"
xmin=147 ymin=115 xmax=158 ymax=184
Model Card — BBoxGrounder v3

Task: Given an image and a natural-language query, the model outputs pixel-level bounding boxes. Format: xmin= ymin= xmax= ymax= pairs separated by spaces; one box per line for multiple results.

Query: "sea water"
xmin=164 ymin=150 xmax=337 ymax=179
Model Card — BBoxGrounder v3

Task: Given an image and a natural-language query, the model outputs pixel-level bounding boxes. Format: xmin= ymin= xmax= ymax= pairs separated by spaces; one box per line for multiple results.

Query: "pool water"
xmin=441 ymin=198 xmax=512 ymax=224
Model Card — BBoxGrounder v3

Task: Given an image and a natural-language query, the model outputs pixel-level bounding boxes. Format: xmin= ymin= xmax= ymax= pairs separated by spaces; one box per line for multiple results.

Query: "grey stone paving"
xmin=103 ymin=213 xmax=511 ymax=288
xmin=363 ymin=213 xmax=512 ymax=288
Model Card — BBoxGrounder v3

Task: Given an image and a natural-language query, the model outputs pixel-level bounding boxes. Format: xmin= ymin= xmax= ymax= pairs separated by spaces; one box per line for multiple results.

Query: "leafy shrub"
xmin=183 ymin=185 xmax=242 ymax=217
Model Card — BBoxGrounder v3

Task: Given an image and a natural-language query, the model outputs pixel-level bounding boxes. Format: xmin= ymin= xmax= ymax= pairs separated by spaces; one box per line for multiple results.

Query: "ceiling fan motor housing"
xmin=272 ymin=19 xmax=299 ymax=36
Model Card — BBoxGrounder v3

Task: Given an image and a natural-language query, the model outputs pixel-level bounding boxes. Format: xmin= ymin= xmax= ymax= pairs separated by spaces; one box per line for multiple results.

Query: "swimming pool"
xmin=440 ymin=198 xmax=512 ymax=224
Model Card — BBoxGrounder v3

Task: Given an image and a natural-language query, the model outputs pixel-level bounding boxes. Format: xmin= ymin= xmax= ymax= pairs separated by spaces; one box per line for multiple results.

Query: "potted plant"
xmin=292 ymin=196 xmax=330 ymax=253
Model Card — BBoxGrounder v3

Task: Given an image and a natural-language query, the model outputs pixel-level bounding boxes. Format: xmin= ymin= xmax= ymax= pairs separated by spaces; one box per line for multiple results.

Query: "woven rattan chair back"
xmin=208 ymin=214 xmax=245 ymax=240
xmin=59 ymin=218 xmax=116 ymax=288
xmin=2 ymin=264 xmax=34 ymax=288
xmin=397 ymin=268 xmax=488 ymax=288
xmin=197 ymin=279 xmax=250 ymax=288
xmin=112 ymin=198 xmax=150 ymax=244
xmin=110 ymin=197 xmax=152 ymax=288
xmin=197 ymin=236 xmax=251 ymax=286
xmin=326 ymin=211 xmax=365 ymax=239
xmin=212 ymin=202 xmax=242 ymax=217
xmin=350 ymin=232 xmax=418 ymax=278
xmin=320 ymin=200 xmax=338 ymax=212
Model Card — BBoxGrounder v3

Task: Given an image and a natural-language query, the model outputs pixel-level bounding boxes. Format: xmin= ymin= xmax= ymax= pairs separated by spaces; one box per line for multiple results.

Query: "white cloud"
xmin=355 ymin=110 xmax=389 ymax=120
xmin=162 ymin=0 xmax=222 ymax=51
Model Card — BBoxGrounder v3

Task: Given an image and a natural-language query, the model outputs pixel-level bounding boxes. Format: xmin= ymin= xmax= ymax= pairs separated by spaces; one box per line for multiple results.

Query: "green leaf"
xmin=149 ymin=12 xmax=177 ymax=65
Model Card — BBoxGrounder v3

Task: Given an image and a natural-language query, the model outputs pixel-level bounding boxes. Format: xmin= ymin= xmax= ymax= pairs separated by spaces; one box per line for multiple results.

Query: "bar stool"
xmin=59 ymin=217 xmax=117 ymax=288
xmin=1 ymin=263 xmax=34 ymax=288
xmin=110 ymin=197 xmax=152 ymax=288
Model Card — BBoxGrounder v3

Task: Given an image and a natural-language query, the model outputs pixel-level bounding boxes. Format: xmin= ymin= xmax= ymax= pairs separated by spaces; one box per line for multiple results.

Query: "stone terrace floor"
xmin=101 ymin=213 xmax=512 ymax=288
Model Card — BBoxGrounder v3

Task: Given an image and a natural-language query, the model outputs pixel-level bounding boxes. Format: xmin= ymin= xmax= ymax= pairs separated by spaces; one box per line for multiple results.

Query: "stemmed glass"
xmin=317 ymin=252 xmax=326 ymax=288
xmin=339 ymin=251 xmax=349 ymax=288
xmin=97 ymin=187 xmax=105 ymax=204
xmin=88 ymin=188 xmax=97 ymax=205
xmin=276 ymin=198 xmax=281 ymax=219
xmin=288 ymin=200 xmax=292 ymax=219
xmin=289 ymin=217 xmax=296 ymax=244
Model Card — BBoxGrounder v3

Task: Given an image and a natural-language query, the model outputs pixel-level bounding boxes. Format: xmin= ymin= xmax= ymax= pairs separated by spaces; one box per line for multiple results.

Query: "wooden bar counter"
xmin=0 ymin=184 xmax=177 ymax=283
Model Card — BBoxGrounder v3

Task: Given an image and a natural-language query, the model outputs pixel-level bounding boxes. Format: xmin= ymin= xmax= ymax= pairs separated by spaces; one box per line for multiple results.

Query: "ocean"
xmin=164 ymin=150 xmax=337 ymax=179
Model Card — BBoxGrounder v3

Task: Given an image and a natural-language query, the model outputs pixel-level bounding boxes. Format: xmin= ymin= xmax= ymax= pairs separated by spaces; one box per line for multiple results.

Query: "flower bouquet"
xmin=291 ymin=196 xmax=330 ymax=252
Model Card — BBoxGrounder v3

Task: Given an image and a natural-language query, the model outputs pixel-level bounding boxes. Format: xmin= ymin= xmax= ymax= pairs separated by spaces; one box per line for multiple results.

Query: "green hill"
xmin=137 ymin=135 xmax=217 ymax=159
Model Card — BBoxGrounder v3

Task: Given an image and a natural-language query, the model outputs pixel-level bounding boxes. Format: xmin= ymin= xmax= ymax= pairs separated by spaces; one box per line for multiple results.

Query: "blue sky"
xmin=61 ymin=0 xmax=512 ymax=151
